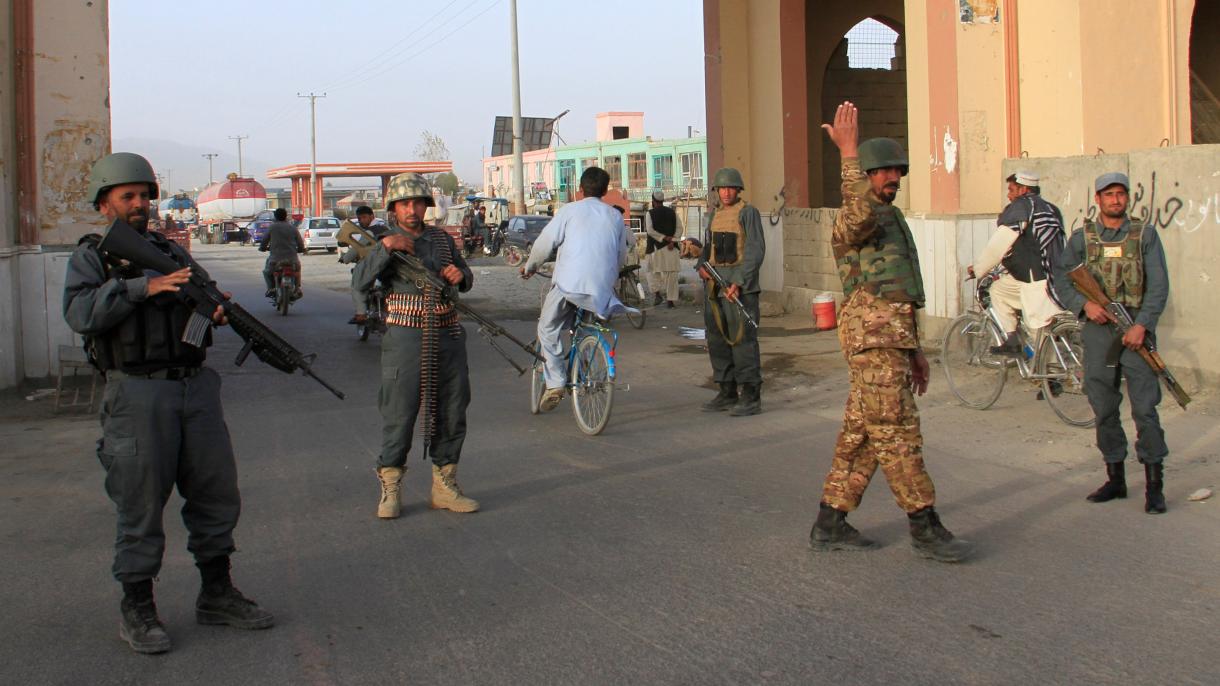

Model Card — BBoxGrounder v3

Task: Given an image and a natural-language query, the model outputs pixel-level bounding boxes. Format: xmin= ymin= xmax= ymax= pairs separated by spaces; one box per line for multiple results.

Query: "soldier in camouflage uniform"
xmin=698 ymin=168 xmax=766 ymax=416
xmin=353 ymin=173 xmax=479 ymax=519
xmin=809 ymin=102 xmax=973 ymax=563
xmin=1053 ymin=172 xmax=1171 ymax=514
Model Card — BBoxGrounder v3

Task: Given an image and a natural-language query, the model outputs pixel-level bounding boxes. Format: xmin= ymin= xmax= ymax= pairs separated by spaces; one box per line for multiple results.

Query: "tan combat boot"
xmin=430 ymin=464 xmax=480 ymax=513
xmin=376 ymin=467 xmax=404 ymax=519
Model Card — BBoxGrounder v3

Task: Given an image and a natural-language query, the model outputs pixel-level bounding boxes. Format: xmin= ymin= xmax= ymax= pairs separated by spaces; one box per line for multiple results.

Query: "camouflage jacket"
xmin=833 ymin=158 xmax=921 ymax=355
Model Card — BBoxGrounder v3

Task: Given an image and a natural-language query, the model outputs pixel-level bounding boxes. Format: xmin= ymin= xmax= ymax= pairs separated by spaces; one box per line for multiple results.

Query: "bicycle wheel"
xmin=941 ymin=312 xmax=1006 ymax=409
xmin=504 ymin=245 xmax=523 ymax=267
xmin=1037 ymin=321 xmax=1095 ymax=428
xmin=570 ymin=335 xmax=614 ymax=435
xmin=529 ymin=354 xmax=545 ymax=415
xmin=618 ymin=274 xmax=646 ymax=329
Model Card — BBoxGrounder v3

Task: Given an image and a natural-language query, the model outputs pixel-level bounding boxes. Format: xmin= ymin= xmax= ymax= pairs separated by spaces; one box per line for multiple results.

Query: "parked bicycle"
xmin=616 ymin=264 xmax=647 ymax=329
xmin=940 ymin=272 xmax=1094 ymax=427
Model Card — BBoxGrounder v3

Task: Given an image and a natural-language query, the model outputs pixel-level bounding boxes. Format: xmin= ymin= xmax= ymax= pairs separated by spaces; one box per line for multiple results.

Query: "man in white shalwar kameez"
xmin=522 ymin=166 xmax=633 ymax=411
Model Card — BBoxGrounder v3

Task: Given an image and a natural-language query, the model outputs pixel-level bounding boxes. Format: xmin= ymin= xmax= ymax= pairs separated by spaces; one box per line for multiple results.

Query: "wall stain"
xmin=39 ymin=118 xmax=106 ymax=234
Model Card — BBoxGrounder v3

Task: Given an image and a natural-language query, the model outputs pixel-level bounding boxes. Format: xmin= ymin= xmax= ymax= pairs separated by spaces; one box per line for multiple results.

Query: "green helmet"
xmin=858 ymin=138 xmax=909 ymax=176
xmin=87 ymin=152 xmax=159 ymax=209
xmin=384 ymin=172 xmax=435 ymax=210
xmin=711 ymin=167 xmax=745 ymax=190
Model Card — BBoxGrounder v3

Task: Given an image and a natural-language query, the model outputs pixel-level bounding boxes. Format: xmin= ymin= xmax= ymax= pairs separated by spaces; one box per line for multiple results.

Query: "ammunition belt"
xmin=385 ymin=292 xmax=460 ymax=331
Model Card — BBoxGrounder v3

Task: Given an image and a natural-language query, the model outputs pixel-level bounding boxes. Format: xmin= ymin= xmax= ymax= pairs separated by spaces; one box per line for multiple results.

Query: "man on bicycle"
xmin=967 ymin=171 xmax=1068 ymax=356
xmin=521 ymin=166 xmax=632 ymax=412
xmin=258 ymin=207 xmax=305 ymax=299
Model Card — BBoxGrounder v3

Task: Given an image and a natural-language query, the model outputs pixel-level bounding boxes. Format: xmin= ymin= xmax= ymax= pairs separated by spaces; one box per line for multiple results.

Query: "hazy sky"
xmin=110 ymin=0 xmax=707 ymax=192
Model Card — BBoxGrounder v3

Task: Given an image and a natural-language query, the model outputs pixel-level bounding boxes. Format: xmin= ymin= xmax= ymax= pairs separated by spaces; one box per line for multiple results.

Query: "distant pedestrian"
xmin=645 ymin=190 xmax=683 ymax=308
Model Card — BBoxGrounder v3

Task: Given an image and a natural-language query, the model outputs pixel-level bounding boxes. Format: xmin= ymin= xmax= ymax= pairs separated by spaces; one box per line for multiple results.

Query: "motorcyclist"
xmin=341 ymin=206 xmax=388 ymax=324
xmin=258 ymin=207 xmax=305 ymax=299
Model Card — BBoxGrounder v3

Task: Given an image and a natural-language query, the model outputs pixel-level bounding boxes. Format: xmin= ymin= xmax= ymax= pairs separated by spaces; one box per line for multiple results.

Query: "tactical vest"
xmin=835 ymin=203 xmax=925 ymax=306
xmin=84 ymin=234 xmax=210 ymax=373
xmin=709 ymin=202 xmax=745 ymax=267
xmin=1084 ymin=219 xmax=1144 ymax=308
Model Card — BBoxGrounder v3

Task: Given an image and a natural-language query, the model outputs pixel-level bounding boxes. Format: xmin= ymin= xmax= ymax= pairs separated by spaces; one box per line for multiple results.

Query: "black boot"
xmin=195 ymin=556 xmax=275 ymax=630
xmin=1144 ymin=462 xmax=1167 ymax=514
xmin=908 ymin=507 xmax=974 ymax=563
xmin=1086 ymin=462 xmax=1127 ymax=502
xmin=810 ymin=503 xmax=877 ymax=551
xmin=701 ymin=382 xmax=738 ymax=412
xmin=119 ymin=580 xmax=171 ymax=654
xmin=989 ymin=331 xmax=1023 ymax=357
xmin=653 ymin=292 xmax=664 ymax=306
xmin=730 ymin=383 xmax=762 ymax=416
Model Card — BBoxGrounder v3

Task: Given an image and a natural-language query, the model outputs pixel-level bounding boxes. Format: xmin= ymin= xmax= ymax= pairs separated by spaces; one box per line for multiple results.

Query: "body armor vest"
xmin=1084 ymin=219 xmax=1144 ymax=308
xmin=835 ymin=203 xmax=925 ymax=306
xmin=86 ymin=234 xmax=209 ymax=373
xmin=709 ymin=202 xmax=745 ymax=266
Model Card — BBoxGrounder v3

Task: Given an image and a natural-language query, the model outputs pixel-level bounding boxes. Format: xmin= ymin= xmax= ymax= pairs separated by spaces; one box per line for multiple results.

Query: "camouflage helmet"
xmin=858 ymin=138 xmax=909 ymax=176
xmin=384 ymin=172 xmax=435 ymax=210
xmin=711 ymin=167 xmax=745 ymax=190
xmin=87 ymin=152 xmax=159 ymax=209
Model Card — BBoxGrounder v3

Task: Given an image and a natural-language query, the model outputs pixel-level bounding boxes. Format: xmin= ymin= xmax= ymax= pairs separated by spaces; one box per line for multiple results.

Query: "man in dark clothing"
xmin=259 ymin=207 xmax=305 ymax=298
xmin=1054 ymin=172 xmax=1172 ymax=514
xmin=63 ymin=153 xmax=272 ymax=655
xmin=645 ymin=190 xmax=683 ymax=307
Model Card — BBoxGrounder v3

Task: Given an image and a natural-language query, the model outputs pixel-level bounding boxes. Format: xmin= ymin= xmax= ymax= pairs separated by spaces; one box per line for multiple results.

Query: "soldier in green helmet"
xmin=64 ymin=152 xmax=274 ymax=654
xmin=697 ymin=166 xmax=766 ymax=416
xmin=353 ymin=172 xmax=479 ymax=519
xmin=810 ymin=102 xmax=973 ymax=563
xmin=1053 ymin=172 xmax=1171 ymax=513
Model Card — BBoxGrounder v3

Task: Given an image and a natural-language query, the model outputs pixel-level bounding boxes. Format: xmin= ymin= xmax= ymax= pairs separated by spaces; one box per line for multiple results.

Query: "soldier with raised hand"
xmin=810 ymin=102 xmax=973 ymax=563
xmin=698 ymin=168 xmax=766 ymax=416
xmin=1054 ymin=172 xmax=1171 ymax=514
xmin=64 ymin=153 xmax=273 ymax=654
xmin=352 ymin=173 xmax=478 ymax=519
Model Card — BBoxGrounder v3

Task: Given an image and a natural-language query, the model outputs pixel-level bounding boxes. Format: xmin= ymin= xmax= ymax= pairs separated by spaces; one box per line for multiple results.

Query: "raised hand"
xmin=820 ymin=101 xmax=859 ymax=158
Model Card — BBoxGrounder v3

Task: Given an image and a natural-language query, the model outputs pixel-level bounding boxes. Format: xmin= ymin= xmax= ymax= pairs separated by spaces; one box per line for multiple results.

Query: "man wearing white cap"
xmin=644 ymin=190 xmax=683 ymax=307
xmin=968 ymin=170 xmax=1068 ymax=355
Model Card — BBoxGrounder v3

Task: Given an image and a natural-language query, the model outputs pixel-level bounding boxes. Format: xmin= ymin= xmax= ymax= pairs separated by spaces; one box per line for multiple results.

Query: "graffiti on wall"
xmin=1062 ymin=171 xmax=1217 ymax=234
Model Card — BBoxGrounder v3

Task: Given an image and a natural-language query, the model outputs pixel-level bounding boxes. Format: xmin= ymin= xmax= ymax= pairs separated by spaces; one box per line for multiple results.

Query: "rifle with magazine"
xmin=696 ymin=259 xmax=759 ymax=330
xmin=98 ymin=218 xmax=345 ymax=399
xmin=1067 ymin=264 xmax=1190 ymax=408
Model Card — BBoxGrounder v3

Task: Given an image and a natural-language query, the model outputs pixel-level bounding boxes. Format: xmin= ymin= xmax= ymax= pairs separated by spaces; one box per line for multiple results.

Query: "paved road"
xmin=1 ymin=243 xmax=1216 ymax=684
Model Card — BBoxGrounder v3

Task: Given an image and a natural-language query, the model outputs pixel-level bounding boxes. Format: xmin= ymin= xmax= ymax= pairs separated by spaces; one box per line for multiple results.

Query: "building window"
xmin=581 ymin=157 xmax=598 ymax=170
xmin=845 ymin=18 xmax=898 ymax=70
xmin=652 ymin=155 xmax=674 ymax=190
xmin=557 ymin=160 xmax=577 ymax=198
xmin=612 ymin=126 xmax=629 ymax=140
xmin=604 ymin=155 xmax=622 ymax=189
xmin=679 ymin=151 xmax=704 ymax=189
xmin=534 ymin=162 xmax=543 ymax=183
xmin=627 ymin=153 xmax=647 ymax=189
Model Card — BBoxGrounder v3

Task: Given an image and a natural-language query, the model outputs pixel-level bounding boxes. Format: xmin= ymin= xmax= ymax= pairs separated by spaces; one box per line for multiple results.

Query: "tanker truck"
xmin=195 ymin=174 xmax=269 ymax=244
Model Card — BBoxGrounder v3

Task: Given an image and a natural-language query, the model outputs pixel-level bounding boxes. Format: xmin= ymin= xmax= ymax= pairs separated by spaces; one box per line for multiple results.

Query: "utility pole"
xmin=228 ymin=135 xmax=248 ymax=177
xmin=165 ymin=169 xmax=173 ymax=195
xmin=298 ymin=92 xmax=327 ymax=214
xmin=509 ymin=0 xmax=525 ymax=215
xmin=201 ymin=153 xmax=218 ymax=184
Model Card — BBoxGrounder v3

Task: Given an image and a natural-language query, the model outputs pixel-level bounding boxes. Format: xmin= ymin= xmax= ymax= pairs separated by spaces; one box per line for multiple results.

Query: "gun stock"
xmin=1066 ymin=264 xmax=1190 ymax=408
xmin=98 ymin=219 xmax=345 ymax=399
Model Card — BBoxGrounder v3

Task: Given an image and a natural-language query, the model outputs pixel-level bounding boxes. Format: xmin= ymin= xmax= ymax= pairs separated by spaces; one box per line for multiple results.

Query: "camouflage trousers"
xmin=820 ymin=347 xmax=936 ymax=513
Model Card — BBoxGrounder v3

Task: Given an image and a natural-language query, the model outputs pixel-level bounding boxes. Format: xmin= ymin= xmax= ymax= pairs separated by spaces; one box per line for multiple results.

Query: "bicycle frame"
xmin=974 ymin=280 xmax=1071 ymax=383
xmin=566 ymin=311 xmax=618 ymax=385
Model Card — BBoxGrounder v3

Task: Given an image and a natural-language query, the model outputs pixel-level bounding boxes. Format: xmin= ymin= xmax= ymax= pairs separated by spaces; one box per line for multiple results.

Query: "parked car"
xmin=501 ymin=214 xmax=553 ymax=267
xmin=298 ymin=216 xmax=340 ymax=253
xmin=245 ymin=210 xmax=277 ymax=245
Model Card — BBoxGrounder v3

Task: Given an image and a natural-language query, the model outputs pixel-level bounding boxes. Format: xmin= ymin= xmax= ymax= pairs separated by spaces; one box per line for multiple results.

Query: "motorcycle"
xmin=269 ymin=261 xmax=302 ymax=316
xmin=356 ymin=285 xmax=387 ymax=341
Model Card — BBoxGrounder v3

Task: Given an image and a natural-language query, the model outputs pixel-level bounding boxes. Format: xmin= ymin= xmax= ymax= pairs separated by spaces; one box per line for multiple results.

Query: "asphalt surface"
xmin=1 ymin=242 xmax=1216 ymax=685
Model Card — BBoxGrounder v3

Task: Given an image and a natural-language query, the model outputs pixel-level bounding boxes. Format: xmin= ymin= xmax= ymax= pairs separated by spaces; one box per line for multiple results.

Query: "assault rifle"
xmin=387 ymin=248 xmax=544 ymax=375
xmin=696 ymin=259 xmax=759 ymax=330
xmin=1067 ymin=264 xmax=1190 ymax=409
xmin=98 ymin=219 xmax=345 ymax=399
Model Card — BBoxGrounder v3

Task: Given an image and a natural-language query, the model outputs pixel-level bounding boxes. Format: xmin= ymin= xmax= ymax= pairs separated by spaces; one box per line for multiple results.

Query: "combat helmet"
xmin=87 ymin=152 xmax=159 ymax=209
xmin=711 ymin=167 xmax=745 ymax=190
xmin=858 ymin=138 xmax=909 ymax=176
xmin=384 ymin=172 xmax=435 ymax=210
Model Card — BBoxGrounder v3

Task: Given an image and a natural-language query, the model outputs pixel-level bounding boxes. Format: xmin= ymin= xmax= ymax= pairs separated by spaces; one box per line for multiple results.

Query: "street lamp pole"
xmin=298 ymin=92 xmax=327 ymax=214
xmin=509 ymin=0 xmax=525 ymax=216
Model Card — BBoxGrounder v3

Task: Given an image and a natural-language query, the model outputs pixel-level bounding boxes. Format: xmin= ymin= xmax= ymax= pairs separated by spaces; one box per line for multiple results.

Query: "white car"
xmin=298 ymin=216 xmax=340 ymax=253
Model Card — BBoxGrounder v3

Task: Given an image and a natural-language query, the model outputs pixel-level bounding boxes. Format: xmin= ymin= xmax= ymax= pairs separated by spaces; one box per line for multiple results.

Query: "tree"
xmin=414 ymin=130 xmax=451 ymax=191
xmin=434 ymin=172 xmax=459 ymax=196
